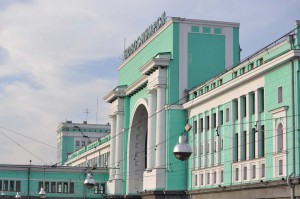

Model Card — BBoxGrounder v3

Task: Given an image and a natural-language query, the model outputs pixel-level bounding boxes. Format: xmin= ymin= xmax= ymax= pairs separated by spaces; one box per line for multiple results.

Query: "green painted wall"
xmin=233 ymin=27 xmax=240 ymax=65
xmin=119 ymin=24 xmax=175 ymax=87
xmin=165 ymin=109 xmax=186 ymax=190
xmin=187 ymin=33 xmax=225 ymax=89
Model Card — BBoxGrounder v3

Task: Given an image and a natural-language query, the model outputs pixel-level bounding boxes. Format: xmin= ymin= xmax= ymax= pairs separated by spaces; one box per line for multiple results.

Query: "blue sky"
xmin=0 ymin=0 xmax=299 ymax=164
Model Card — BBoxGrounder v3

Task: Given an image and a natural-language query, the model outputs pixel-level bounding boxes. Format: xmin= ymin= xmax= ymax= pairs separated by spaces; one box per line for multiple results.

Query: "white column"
xmin=238 ymin=97 xmax=242 ymax=161
xmin=203 ymin=114 xmax=207 ymax=167
xmin=216 ymin=108 xmax=219 ymax=165
xmin=246 ymin=93 xmax=251 ymax=160
xmin=197 ymin=115 xmax=201 ymax=168
xmin=147 ymin=89 xmax=156 ymax=169
xmin=109 ymin=115 xmax=116 ymax=180
xmin=155 ymin=85 xmax=166 ymax=168
xmin=255 ymin=90 xmax=260 ymax=159
xmin=115 ymin=111 xmax=124 ymax=179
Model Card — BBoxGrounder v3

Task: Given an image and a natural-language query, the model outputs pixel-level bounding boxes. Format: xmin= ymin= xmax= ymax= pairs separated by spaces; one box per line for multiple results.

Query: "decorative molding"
xmin=139 ymin=54 xmax=171 ymax=75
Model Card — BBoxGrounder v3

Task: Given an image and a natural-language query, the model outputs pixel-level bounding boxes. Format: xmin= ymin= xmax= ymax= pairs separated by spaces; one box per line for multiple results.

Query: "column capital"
xmin=147 ymin=89 xmax=157 ymax=94
xmin=155 ymin=84 xmax=166 ymax=89
xmin=115 ymin=111 xmax=124 ymax=116
xmin=109 ymin=114 xmax=117 ymax=118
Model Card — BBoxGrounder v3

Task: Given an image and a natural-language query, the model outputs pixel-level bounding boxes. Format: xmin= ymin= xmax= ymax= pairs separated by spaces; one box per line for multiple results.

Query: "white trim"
xmin=139 ymin=54 xmax=170 ymax=75
xmin=124 ymin=75 xmax=148 ymax=96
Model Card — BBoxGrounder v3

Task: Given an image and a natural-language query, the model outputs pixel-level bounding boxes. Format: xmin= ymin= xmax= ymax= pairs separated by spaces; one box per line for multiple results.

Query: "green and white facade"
xmin=57 ymin=121 xmax=110 ymax=165
xmin=1 ymin=16 xmax=300 ymax=199
xmin=104 ymin=16 xmax=300 ymax=199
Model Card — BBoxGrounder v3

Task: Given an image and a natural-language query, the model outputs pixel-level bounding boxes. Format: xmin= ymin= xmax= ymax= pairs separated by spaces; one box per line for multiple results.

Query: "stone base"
xmin=107 ymin=179 xmax=123 ymax=195
xmin=143 ymin=168 xmax=166 ymax=191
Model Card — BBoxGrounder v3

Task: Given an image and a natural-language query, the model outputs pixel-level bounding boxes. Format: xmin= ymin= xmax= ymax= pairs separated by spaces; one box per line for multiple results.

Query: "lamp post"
xmin=39 ymin=188 xmax=46 ymax=198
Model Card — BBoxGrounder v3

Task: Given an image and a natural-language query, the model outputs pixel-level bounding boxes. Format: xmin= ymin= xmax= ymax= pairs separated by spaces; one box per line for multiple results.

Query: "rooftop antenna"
xmin=84 ymin=108 xmax=89 ymax=122
xmin=96 ymin=97 xmax=98 ymax=124
xmin=123 ymin=37 xmax=126 ymax=61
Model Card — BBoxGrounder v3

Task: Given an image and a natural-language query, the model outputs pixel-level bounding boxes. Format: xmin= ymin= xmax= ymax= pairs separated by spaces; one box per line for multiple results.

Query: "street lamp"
xmin=173 ymin=124 xmax=193 ymax=161
xmin=39 ymin=187 xmax=46 ymax=198
xmin=15 ymin=192 xmax=21 ymax=198
xmin=84 ymin=171 xmax=96 ymax=189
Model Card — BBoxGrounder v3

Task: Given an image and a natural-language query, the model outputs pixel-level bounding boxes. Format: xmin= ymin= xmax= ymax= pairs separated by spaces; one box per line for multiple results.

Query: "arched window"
xmin=277 ymin=123 xmax=283 ymax=152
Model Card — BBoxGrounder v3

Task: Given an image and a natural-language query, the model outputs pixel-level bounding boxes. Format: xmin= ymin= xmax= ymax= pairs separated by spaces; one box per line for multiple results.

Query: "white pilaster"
xmin=147 ymin=89 xmax=157 ymax=169
xmin=155 ymin=85 xmax=166 ymax=168
xmin=109 ymin=115 xmax=117 ymax=180
xmin=115 ymin=111 xmax=124 ymax=180
xmin=203 ymin=114 xmax=207 ymax=167
xmin=246 ymin=93 xmax=251 ymax=160
xmin=216 ymin=108 xmax=219 ymax=165
xmin=238 ymin=97 xmax=242 ymax=161
xmin=197 ymin=115 xmax=201 ymax=168
xmin=255 ymin=90 xmax=260 ymax=159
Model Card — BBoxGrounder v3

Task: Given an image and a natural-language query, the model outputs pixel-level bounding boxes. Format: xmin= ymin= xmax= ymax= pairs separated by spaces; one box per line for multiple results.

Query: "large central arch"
xmin=126 ymin=100 xmax=148 ymax=195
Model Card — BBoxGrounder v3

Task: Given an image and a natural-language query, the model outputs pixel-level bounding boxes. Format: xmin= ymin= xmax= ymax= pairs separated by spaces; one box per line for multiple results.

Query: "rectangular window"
xmin=45 ymin=182 xmax=49 ymax=193
xmin=194 ymin=175 xmax=198 ymax=186
xmin=207 ymin=173 xmax=210 ymax=184
xmin=242 ymin=96 xmax=247 ymax=117
xmin=213 ymin=171 xmax=217 ymax=184
xmin=214 ymin=140 xmax=217 ymax=152
xmin=234 ymin=100 xmax=238 ymax=120
xmin=252 ymin=165 xmax=256 ymax=179
xmin=38 ymin=181 xmax=43 ymax=192
xmin=279 ymin=159 xmax=283 ymax=175
xmin=220 ymin=170 xmax=224 ymax=183
xmin=225 ymin=108 xmax=229 ymax=122
xmin=242 ymin=131 xmax=247 ymax=161
xmin=3 ymin=181 xmax=8 ymax=191
xmin=16 ymin=181 xmax=21 ymax=192
xmin=278 ymin=86 xmax=283 ymax=103
xmin=235 ymin=168 xmax=239 ymax=181
xmin=0 ymin=180 xmax=2 ymax=191
xmin=218 ymin=79 xmax=223 ymax=86
xmin=70 ymin=182 xmax=74 ymax=194
xmin=261 ymin=164 xmax=265 ymax=178
xmin=212 ymin=113 xmax=216 ymax=128
xmin=82 ymin=141 xmax=86 ymax=146
xmin=207 ymin=142 xmax=210 ymax=153
xmin=234 ymin=133 xmax=238 ymax=162
xmin=221 ymin=138 xmax=224 ymax=150
xmin=261 ymin=125 xmax=265 ymax=157
xmin=241 ymin=67 xmax=245 ymax=75
xmin=233 ymin=71 xmax=238 ymax=78
xmin=200 ymin=89 xmax=203 ymax=95
xmin=94 ymin=183 xmax=99 ymax=194
xmin=201 ymin=143 xmax=204 ymax=155
xmin=260 ymin=89 xmax=265 ymax=112
xmin=51 ymin=182 xmax=56 ymax=193
xmin=251 ymin=128 xmax=256 ymax=159
xmin=9 ymin=181 xmax=14 ymax=191
xmin=206 ymin=115 xmax=210 ymax=130
xmin=205 ymin=86 xmax=209 ymax=92
xmin=200 ymin=118 xmax=203 ymax=132
xmin=211 ymin=82 xmax=216 ymax=89
xmin=200 ymin=174 xmax=204 ymax=185
xmin=258 ymin=58 xmax=263 ymax=66
xmin=251 ymin=92 xmax=255 ymax=114
xmin=249 ymin=63 xmax=254 ymax=71
xmin=193 ymin=120 xmax=197 ymax=134
xmin=100 ymin=183 xmax=106 ymax=194
xmin=76 ymin=141 xmax=80 ymax=146
xmin=57 ymin=182 xmax=62 ymax=193
xmin=219 ymin=110 xmax=223 ymax=125
xmin=63 ymin=182 xmax=68 ymax=193
xmin=243 ymin=166 xmax=247 ymax=180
